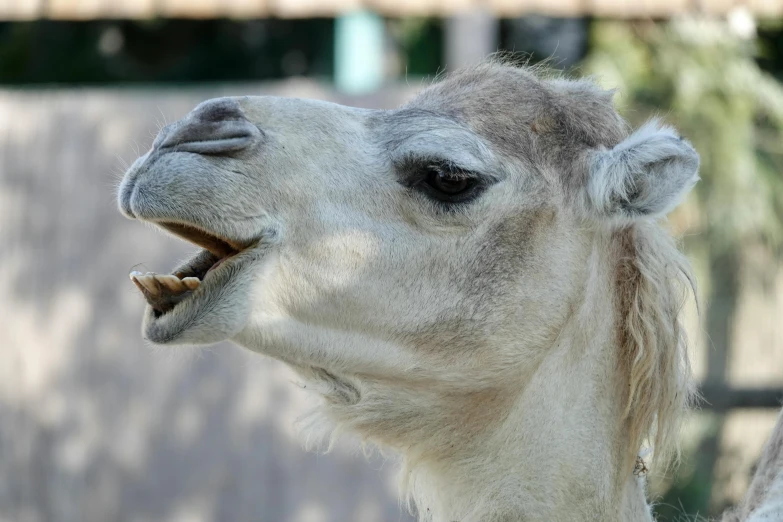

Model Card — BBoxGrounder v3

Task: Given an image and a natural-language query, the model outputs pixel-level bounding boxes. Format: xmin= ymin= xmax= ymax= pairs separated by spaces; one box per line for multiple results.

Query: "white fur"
xmin=746 ymin=472 xmax=783 ymax=522
xmin=588 ymin=119 xmax=700 ymax=220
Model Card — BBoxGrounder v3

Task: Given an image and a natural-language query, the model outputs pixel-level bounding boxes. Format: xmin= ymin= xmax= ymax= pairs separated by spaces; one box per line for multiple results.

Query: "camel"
xmin=117 ymin=62 xmax=783 ymax=522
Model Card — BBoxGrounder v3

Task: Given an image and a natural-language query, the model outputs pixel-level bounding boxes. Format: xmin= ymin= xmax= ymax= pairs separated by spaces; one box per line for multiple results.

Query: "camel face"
xmin=119 ymin=63 xmax=698 ymax=401
xmin=119 ymin=64 xmax=709 ymax=521
xmin=119 ymin=91 xmax=571 ymax=372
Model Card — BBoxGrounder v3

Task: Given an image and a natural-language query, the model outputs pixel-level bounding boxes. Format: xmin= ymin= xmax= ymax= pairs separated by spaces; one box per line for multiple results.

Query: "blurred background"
xmin=1 ymin=1 xmax=783 ymax=521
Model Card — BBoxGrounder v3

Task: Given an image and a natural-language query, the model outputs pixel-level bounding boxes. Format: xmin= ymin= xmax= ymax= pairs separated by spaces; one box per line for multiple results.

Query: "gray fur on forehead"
xmin=405 ymin=62 xmax=629 ymax=165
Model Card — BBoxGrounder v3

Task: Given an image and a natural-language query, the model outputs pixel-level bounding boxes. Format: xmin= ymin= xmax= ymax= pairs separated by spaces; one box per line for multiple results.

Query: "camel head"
xmin=118 ymin=63 xmax=700 ymax=521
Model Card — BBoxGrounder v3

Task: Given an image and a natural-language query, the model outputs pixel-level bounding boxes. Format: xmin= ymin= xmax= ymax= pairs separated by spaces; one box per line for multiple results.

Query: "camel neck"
xmin=404 ymin=328 xmax=653 ymax=522
xmin=403 ymin=237 xmax=654 ymax=522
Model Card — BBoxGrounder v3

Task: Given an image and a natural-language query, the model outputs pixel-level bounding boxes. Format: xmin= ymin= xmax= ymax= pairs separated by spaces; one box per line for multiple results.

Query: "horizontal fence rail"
xmin=699 ymin=386 xmax=783 ymax=411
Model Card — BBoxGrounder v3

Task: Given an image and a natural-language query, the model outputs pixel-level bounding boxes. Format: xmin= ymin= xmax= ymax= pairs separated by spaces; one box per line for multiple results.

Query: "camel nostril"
xmin=155 ymin=98 xmax=262 ymax=155
xmin=192 ymin=98 xmax=248 ymax=123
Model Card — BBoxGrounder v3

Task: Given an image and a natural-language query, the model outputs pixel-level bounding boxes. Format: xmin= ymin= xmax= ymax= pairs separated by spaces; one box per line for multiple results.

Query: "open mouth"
xmin=129 ymin=221 xmax=251 ymax=316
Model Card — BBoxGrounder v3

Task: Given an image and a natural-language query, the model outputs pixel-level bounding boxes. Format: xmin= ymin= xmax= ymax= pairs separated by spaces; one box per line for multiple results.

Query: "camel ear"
xmin=587 ymin=120 xmax=699 ymax=219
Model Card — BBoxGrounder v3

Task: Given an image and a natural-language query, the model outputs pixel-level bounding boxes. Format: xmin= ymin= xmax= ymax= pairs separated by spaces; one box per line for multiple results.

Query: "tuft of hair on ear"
xmin=587 ymin=119 xmax=700 ymax=222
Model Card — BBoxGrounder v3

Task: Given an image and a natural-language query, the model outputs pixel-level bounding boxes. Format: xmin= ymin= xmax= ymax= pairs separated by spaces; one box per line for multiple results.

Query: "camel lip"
xmin=140 ymin=242 xmax=263 ymax=344
xmin=134 ymin=221 xmax=261 ymax=319
xmin=154 ymin=220 xmax=249 ymax=258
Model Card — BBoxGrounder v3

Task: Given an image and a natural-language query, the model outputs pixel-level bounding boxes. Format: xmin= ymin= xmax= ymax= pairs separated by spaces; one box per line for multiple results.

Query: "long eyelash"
xmin=426 ymin=162 xmax=473 ymax=182
xmin=396 ymin=155 xmax=474 ymax=186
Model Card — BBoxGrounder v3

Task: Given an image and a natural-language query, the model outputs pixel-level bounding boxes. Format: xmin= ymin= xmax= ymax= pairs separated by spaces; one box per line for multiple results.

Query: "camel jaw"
xmin=128 ymin=222 xmax=275 ymax=346
xmin=128 ymin=218 xmax=251 ymax=308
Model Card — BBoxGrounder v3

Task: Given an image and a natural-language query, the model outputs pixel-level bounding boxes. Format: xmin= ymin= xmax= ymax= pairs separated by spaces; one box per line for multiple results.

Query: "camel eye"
xmin=426 ymin=169 xmax=470 ymax=195
xmin=396 ymin=156 xmax=487 ymax=205
xmin=417 ymin=166 xmax=480 ymax=203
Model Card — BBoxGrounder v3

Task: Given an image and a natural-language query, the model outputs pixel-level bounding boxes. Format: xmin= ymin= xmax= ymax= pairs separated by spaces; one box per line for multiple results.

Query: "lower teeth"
xmin=129 ymin=271 xmax=202 ymax=313
xmin=182 ymin=277 xmax=200 ymax=290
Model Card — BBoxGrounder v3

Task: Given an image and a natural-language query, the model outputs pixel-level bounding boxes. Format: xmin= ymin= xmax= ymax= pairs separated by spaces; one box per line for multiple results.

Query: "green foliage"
xmin=0 ymin=20 xmax=334 ymax=85
xmin=388 ymin=18 xmax=443 ymax=77
xmin=758 ymin=19 xmax=783 ymax=80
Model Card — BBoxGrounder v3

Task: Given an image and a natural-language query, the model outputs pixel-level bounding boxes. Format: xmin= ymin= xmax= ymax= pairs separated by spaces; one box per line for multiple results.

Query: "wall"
xmin=0 ymin=80 xmax=417 ymax=522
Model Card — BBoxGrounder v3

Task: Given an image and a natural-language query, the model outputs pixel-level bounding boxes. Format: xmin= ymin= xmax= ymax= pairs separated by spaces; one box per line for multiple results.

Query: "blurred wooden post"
xmin=445 ymin=8 xmax=499 ymax=71
xmin=334 ymin=10 xmax=385 ymax=94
